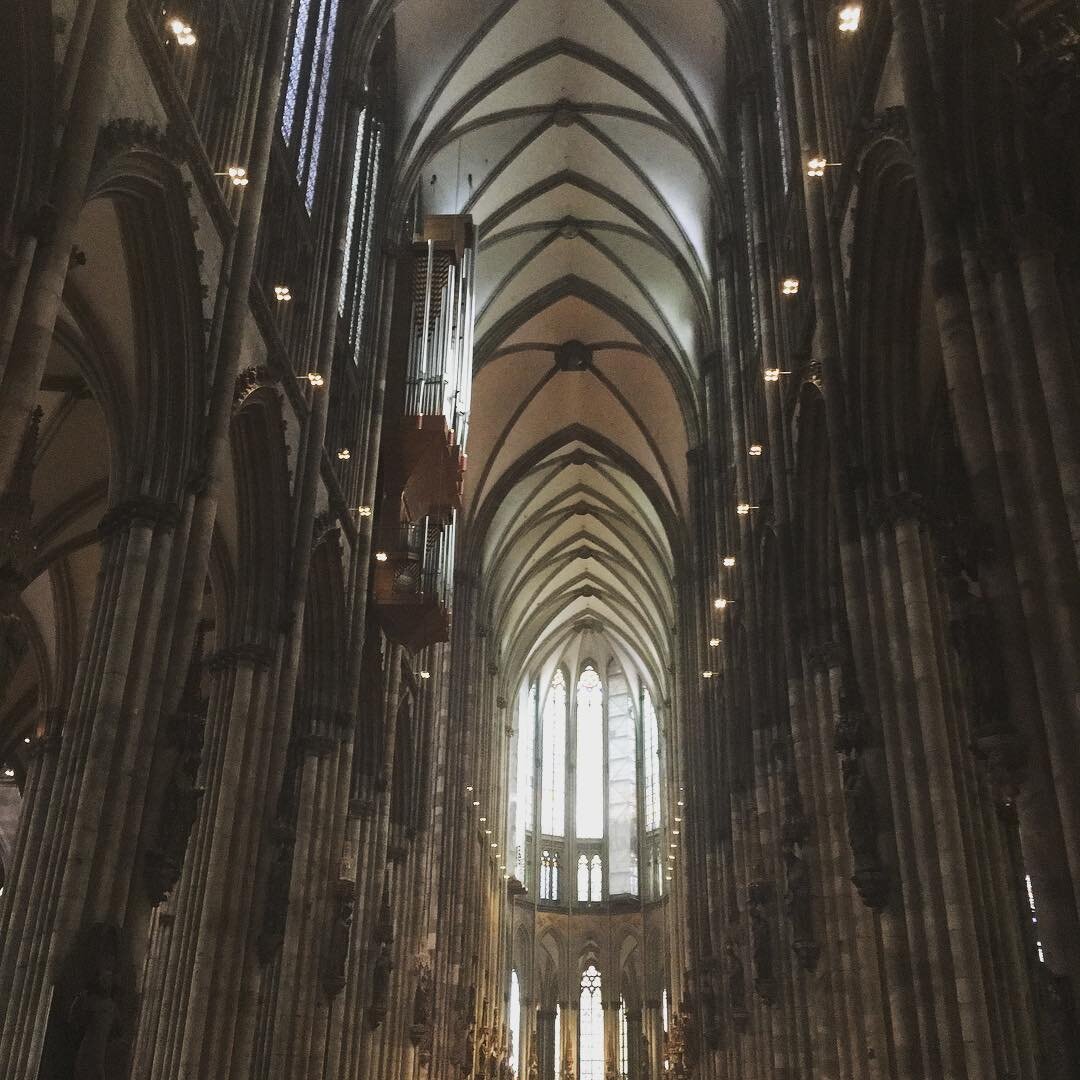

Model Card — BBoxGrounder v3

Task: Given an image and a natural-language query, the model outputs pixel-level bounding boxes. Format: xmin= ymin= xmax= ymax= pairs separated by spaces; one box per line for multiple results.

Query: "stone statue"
xmin=748 ymin=881 xmax=775 ymax=1005
xmin=323 ymin=888 xmax=354 ymax=995
xmin=842 ymin=755 xmax=876 ymax=865
xmin=369 ymin=939 xmax=394 ymax=1029
xmin=841 ymin=752 xmax=890 ymax=909
xmin=723 ymin=940 xmax=749 ymax=1029
xmin=69 ymin=970 xmax=121 ymax=1080
xmin=412 ymin=957 xmax=434 ymax=1038
xmin=61 ymin=925 xmax=130 ymax=1080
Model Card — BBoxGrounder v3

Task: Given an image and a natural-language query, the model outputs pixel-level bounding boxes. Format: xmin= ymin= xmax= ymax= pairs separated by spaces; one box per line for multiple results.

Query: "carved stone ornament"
xmin=233 ymin=365 xmax=278 ymax=411
xmin=98 ymin=495 xmax=180 ymax=537
xmin=88 ymin=118 xmax=191 ymax=195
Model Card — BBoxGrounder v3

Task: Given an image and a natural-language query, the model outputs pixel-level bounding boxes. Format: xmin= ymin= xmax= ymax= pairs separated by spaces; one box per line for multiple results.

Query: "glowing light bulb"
xmin=702 ymin=671 xmax=714 ymax=679
xmin=356 ymin=505 xmax=373 ymax=517
xmin=723 ymin=555 xmax=736 ymax=567
xmin=167 ymin=17 xmax=196 ymax=45
xmin=274 ymin=285 xmax=292 ymax=302
xmin=337 ymin=448 xmax=351 ymax=460
xmin=736 ymin=503 xmax=755 ymax=516
xmin=420 ymin=670 xmax=431 ymax=680
xmin=748 ymin=443 xmax=764 ymax=457
xmin=374 ymin=551 xmax=388 ymax=563
xmin=781 ymin=277 xmax=800 ymax=295
xmin=709 ymin=637 xmax=721 ymax=648
xmin=713 ymin=597 xmax=729 ymax=611
xmin=838 ymin=4 xmax=862 ymax=32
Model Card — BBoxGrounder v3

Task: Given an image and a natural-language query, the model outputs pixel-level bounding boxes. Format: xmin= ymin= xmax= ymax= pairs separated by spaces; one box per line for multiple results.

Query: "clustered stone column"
xmin=677 ymin=3 xmax=1080 ymax=1079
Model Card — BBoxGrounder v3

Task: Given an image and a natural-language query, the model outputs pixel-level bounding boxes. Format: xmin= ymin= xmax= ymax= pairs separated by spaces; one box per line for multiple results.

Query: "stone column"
xmin=0 ymin=0 xmax=131 ymax=481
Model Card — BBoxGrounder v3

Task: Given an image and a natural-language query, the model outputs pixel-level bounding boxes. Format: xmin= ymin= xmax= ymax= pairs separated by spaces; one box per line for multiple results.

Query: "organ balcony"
xmin=384 ymin=215 xmax=475 ymax=524
xmin=372 ymin=521 xmax=454 ymax=652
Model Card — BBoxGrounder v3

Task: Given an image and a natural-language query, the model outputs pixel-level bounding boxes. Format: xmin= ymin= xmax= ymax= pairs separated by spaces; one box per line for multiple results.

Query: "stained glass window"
xmin=575 ymin=666 xmax=604 ymax=839
xmin=642 ymin=688 xmax=661 ymax=832
xmin=513 ymin=682 xmax=537 ymax=882
xmin=619 ymin=997 xmax=629 ymax=1077
xmin=607 ymin=666 xmax=637 ymax=895
xmin=509 ymin=970 xmax=521 ymax=1073
xmin=541 ymin=670 xmax=567 ymax=836
xmin=579 ymin=966 xmax=604 ymax=1080
xmin=554 ymin=1004 xmax=562 ymax=1078
xmin=281 ymin=0 xmax=340 ymax=210
xmin=281 ymin=0 xmax=312 ymax=145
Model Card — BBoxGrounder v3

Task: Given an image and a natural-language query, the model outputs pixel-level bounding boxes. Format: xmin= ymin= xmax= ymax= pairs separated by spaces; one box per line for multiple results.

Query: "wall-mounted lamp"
xmin=838 ymin=4 xmax=862 ymax=33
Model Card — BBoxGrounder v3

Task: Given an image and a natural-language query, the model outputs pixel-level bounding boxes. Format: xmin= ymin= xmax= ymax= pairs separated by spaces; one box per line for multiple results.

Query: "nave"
xmin=0 ymin=1 xmax=1079 ymax=1077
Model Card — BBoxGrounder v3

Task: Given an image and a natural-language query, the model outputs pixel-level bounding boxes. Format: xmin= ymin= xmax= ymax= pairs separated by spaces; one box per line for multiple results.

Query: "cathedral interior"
xmin=2 ymin=1 xmax=1080 ymax=1078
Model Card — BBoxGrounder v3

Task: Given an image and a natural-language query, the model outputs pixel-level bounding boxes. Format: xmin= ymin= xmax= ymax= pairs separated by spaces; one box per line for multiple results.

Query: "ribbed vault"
xmin=382 ymin=0 xmax=732 ymax=698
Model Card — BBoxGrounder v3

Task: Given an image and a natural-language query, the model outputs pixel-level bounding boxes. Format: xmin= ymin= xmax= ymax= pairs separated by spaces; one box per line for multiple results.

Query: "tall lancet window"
xmin=513 ymin=682 xmax=537 ymax=881
xmin=642 ymin=688 xmax=661 ymax=832
xmin=509 ymin=970 xmax=521 ymax=1073
xmin=281 ymin=0 xmax=341 ymax=208
xmin=554 ymin=1004 xmax=562 ymax=1079
xmin=577 ymin=853 xmax=603 ymax=902
xmin=541 ymin=670 xmax=567 ymax=836
xmin=579 ymin=965 xmax=604 ymax=1080
xmin=339 ymin=104 xmax=384 ymax=354
xmin=575 ymin=665 xmax=604 ymax=839
xmin=618 ymin=997 xmax=629 ymax=1076
xmin=540 ymin=850 xmax=559 ymax=901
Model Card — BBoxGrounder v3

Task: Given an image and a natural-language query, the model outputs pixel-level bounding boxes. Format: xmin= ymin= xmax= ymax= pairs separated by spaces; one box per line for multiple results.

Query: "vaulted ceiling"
xmin=377 ymin=0 xmax=734 ymax=696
